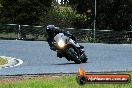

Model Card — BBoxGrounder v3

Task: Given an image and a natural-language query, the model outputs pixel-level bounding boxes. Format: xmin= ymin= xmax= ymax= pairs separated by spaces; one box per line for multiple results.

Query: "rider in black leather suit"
xmin=46 ymin=25 xmax=84 ymax=57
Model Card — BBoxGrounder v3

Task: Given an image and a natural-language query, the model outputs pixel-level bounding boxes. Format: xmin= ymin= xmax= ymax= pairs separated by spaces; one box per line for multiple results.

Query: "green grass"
xmin=0 ymin=57 xmax=8 ymax=65
xmin=0 ymin=73 xmax=131 ymax=88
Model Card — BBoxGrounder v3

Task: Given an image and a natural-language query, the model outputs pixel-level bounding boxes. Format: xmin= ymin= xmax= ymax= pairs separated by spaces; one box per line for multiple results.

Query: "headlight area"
xmin=58 ymin=40 xmax=65 ymax=48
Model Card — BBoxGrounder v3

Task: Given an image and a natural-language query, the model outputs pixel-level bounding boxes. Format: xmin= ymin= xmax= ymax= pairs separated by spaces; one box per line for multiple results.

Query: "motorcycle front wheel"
xmin=65 ymin=48 xmax=81 ymax=64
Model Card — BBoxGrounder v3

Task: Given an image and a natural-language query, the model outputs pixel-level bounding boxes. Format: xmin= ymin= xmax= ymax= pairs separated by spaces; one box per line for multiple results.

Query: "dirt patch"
xmin=0 ymin=74 xmax=68 ymax=83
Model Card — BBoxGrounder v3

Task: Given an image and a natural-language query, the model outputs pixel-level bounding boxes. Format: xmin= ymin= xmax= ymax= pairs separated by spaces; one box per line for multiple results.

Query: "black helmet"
xmin=46 ymin=25 xmax=55 ymax=33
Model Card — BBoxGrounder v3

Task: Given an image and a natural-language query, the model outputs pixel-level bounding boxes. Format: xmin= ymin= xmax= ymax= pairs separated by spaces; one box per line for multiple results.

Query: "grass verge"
xmin=0 ymin=57 xmax=8 ymax=65
xmin=0 ymin=72 xmax=131 ymax=88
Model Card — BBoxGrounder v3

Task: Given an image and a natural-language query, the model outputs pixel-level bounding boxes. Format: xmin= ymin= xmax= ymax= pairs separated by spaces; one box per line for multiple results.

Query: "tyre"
xmin=66 ymin=48 xmax=81 ymax=64
xmin=80 ymin=53 xmax=88 ymax=63
xmin=57 ymin=52 xmax=63 ymax=58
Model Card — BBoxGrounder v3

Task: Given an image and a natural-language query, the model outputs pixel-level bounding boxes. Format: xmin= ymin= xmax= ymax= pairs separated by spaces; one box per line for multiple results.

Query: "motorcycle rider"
xmin=46 ymin=25 xmax=84 ymax=57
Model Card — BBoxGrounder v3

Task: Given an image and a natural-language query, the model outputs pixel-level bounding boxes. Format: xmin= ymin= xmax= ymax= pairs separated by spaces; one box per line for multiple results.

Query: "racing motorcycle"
xmin=52 ymin=33 xmax=88 ymax=64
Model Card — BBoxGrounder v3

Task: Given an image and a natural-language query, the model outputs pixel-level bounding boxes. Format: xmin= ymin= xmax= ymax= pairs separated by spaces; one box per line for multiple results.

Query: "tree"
xmin=96 ymin=0 xmax=132 ymax=31
xmin=68 ymin=0 xmax=132 ymax=30
xmin=68 ymin=0 xmax=94 ymax=28
xmin=0 ymin=0 xmax=52 ymax=25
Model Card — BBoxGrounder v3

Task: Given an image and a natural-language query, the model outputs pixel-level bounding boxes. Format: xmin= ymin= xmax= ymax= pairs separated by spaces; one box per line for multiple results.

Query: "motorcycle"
xmin=52 ymin=33 xmax=88 ymax=64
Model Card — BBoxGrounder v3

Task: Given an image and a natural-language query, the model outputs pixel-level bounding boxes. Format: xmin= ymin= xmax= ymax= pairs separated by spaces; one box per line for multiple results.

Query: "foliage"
xmin=96 ymin=0 xmax=132 ymax=31
xmin=68 ymin=0 xmax=94 ymax=29
xmin=40 ymin=5 xmax=77 ymax=28
xmin=68 ymin=0 xmax=132 ymax=31
xmin=0 ymin=0 xmax=52 ymax=25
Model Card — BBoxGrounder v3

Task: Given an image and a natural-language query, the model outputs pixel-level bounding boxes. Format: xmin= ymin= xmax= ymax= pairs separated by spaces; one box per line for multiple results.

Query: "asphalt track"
xmin=0 ymin=40 xmax=132 ymax=75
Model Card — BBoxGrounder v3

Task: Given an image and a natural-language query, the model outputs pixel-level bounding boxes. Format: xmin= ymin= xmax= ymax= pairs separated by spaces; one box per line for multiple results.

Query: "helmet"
xmin=46 ymin=25 xmax=56 ymax=33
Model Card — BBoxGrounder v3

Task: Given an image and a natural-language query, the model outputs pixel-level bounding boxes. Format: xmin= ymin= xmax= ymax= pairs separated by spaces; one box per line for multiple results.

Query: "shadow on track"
xmin=52 ymin=62 xmax=77 ymax=65
xmin=52 ymin=62 xmax=88 ymax=65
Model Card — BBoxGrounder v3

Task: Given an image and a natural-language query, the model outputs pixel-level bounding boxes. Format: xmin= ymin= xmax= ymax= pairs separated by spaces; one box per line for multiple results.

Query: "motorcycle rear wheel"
xmin=80 ymin=53 xmax=88 ymax=63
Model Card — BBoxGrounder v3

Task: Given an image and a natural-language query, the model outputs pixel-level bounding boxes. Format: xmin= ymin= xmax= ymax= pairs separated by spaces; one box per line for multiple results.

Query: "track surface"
xmin=0 ymin=40 xmax=132 ymax=75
